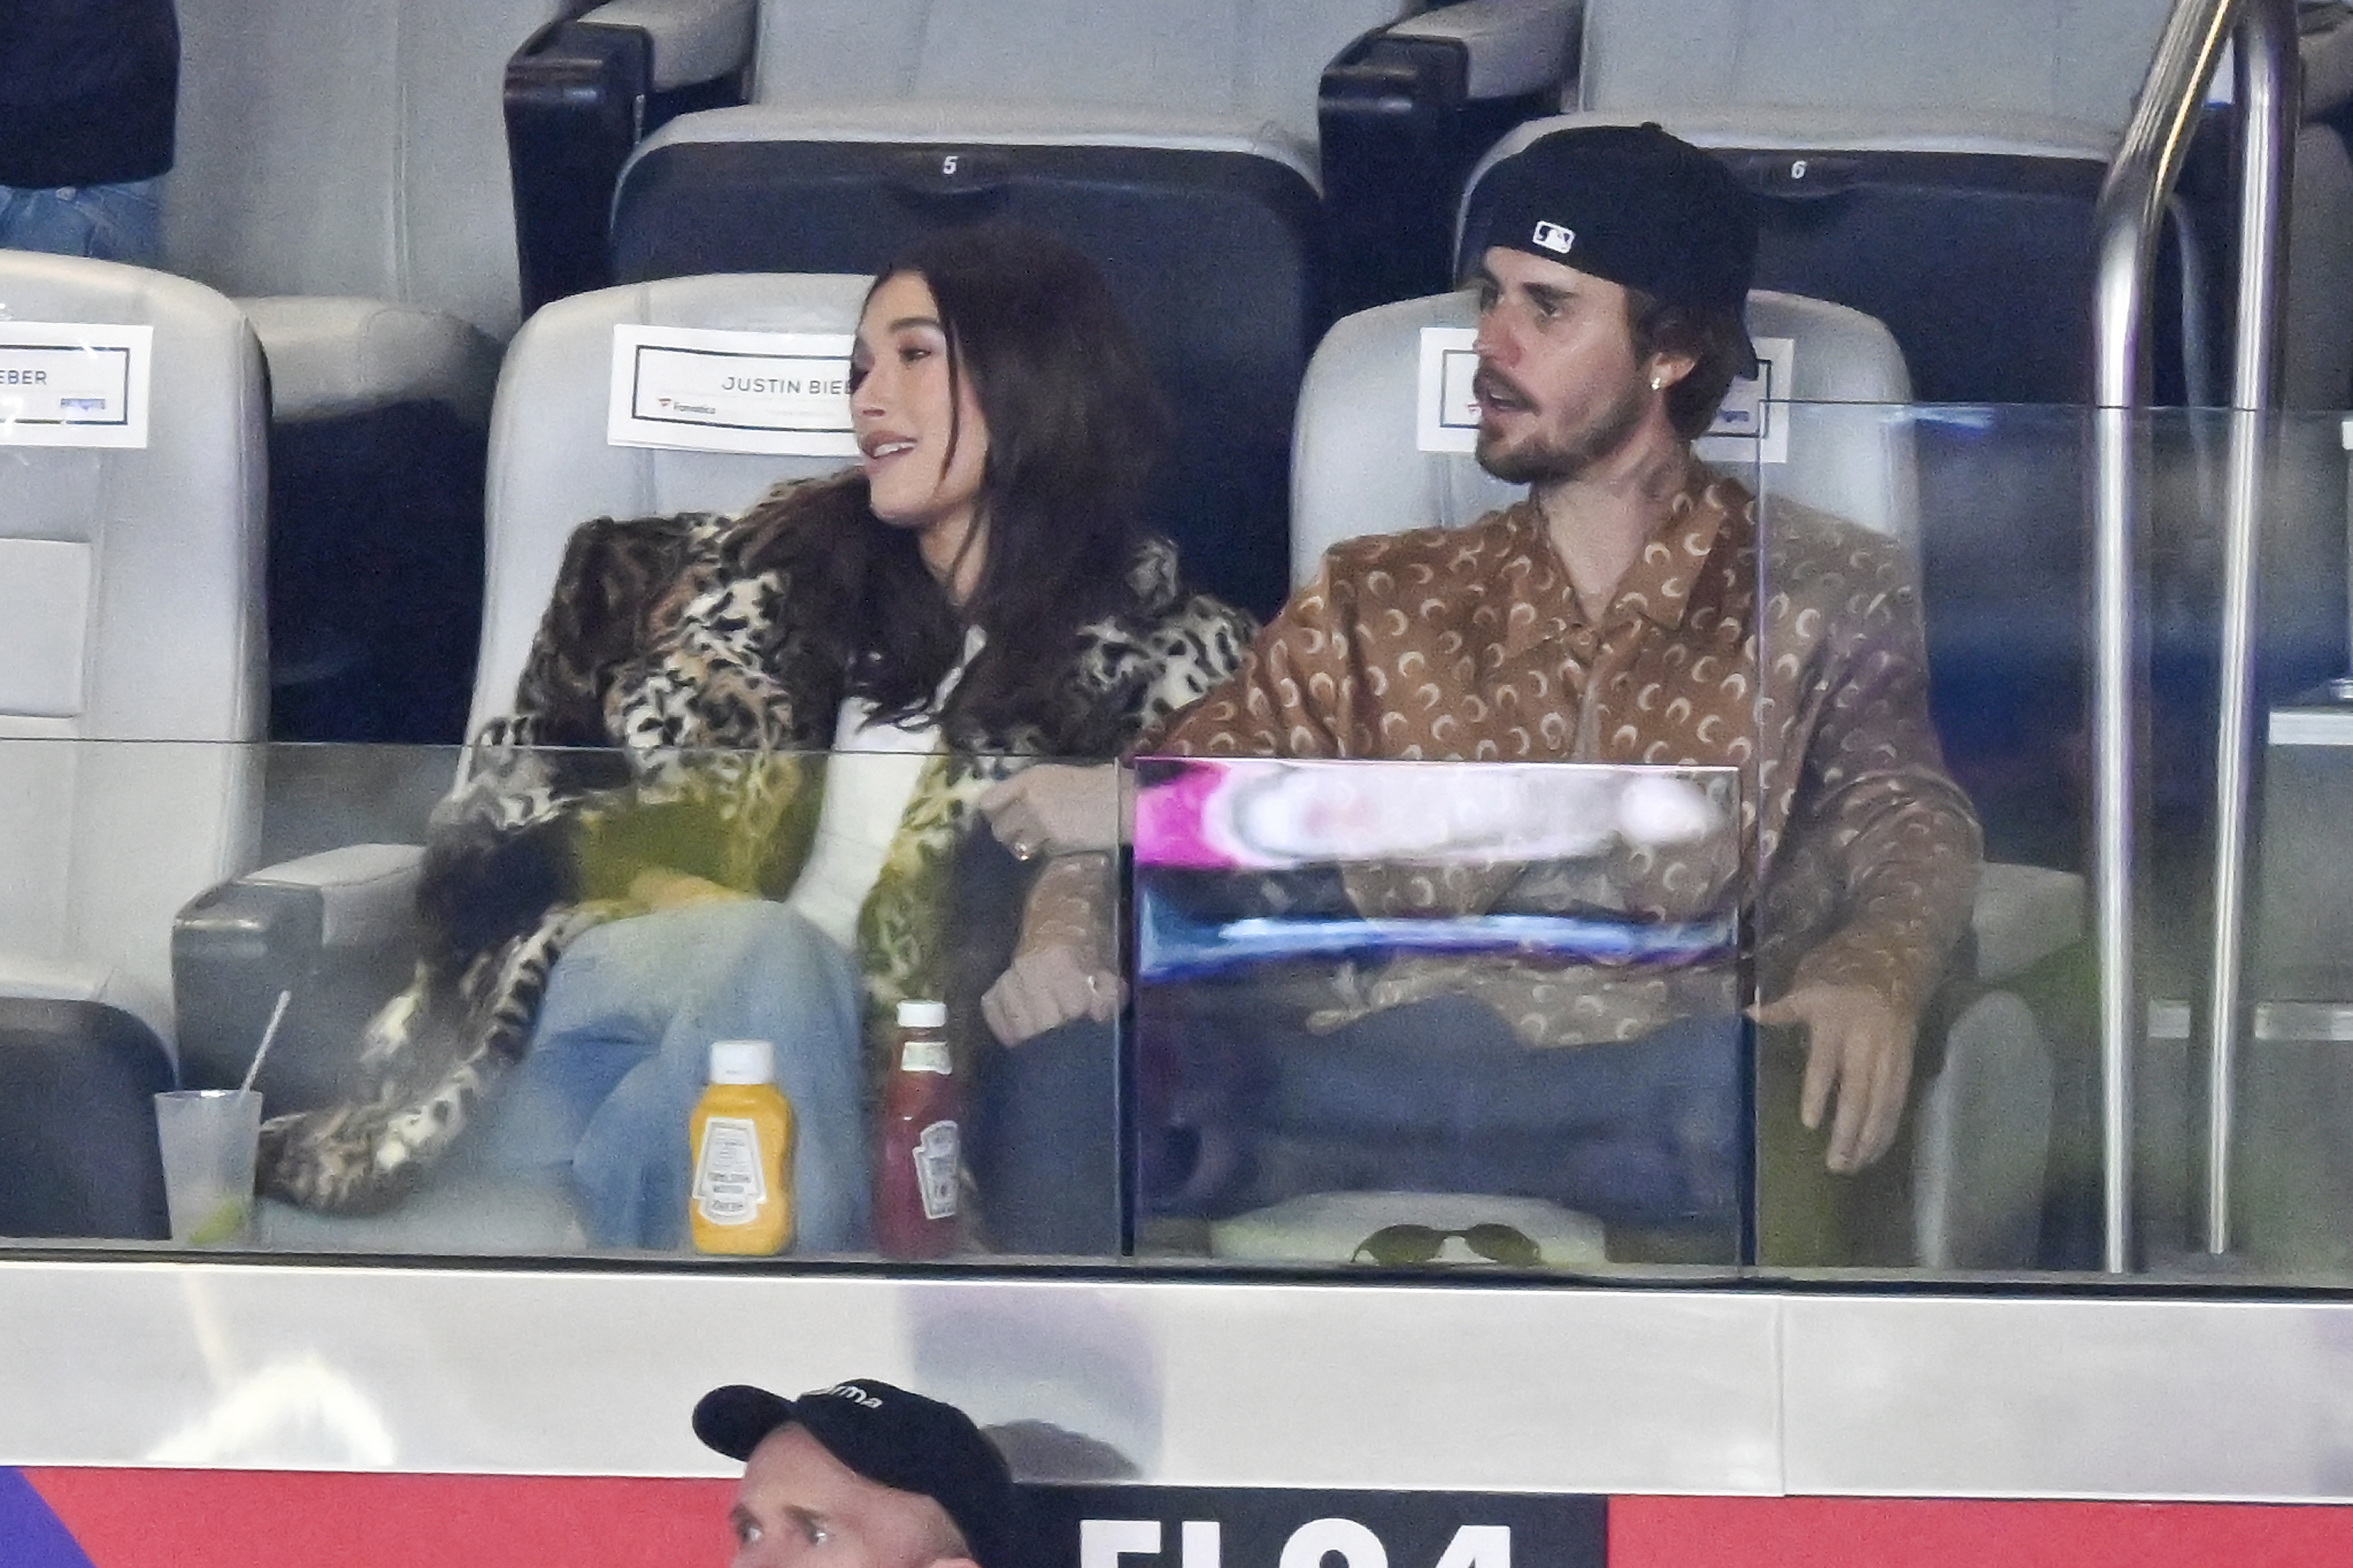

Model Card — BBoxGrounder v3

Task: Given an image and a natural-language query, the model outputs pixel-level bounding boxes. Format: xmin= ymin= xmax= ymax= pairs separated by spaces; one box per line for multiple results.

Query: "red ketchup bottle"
xmin=875 ymin=999 xmax=962 ymax=1257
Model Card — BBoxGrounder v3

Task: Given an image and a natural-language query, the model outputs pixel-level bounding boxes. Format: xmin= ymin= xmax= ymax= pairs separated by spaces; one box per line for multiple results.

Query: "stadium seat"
xmin=179 ymin=273 xmax=871 ymax=1252
xmin=510 ymin=0 xmax=1581 ymax=618
xmin=1473 ymin=0 xmax=2188 ymax=408
xmin=0 ymin=253 xmax=268 ymax=1239
xmin=1271 ymin=286 xmax=2068 ymax=1267
xmin=165 ymin=0 xmax=570 ymax=741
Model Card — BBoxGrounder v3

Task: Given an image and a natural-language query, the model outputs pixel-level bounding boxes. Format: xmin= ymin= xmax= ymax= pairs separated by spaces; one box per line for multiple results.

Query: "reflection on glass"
xmin=9 ymin=408 xmax=2353 ymax=1288
xmin=0 ymin=738 xmax=1121 ymax=1264
xmin=1132 ymin=756 xmax=1745 ymax=1268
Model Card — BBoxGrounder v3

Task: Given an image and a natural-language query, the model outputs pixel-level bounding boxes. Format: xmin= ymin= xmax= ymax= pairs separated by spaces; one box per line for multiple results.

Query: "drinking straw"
xmin=239 ymin=988 xmax=293 ymax=1094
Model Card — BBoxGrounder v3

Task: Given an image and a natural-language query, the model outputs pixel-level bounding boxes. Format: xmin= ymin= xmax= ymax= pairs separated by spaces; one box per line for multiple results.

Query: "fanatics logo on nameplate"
xmin=607 ymin=324 xmax=859 ymax=457
xmin=0 ymin=322 xmax=151 ymax=449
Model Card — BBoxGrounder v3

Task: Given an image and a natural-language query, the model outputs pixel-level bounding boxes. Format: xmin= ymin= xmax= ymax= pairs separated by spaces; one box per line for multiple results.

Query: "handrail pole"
xmin=2091 ymin=0 xmax=2240 ymax=1274
xmin=2204 ymin=0 xmax=2297 ymax=1256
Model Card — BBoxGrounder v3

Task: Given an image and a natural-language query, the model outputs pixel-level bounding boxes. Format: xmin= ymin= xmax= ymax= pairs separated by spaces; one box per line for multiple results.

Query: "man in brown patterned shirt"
xmin=1151 ymin=126 xmax=1981 ymax=1248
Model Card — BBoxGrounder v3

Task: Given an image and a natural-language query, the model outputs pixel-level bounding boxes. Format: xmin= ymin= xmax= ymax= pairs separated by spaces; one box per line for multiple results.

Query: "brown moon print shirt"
xmin=1151 ymin=468 xmax=1984 ymax=1047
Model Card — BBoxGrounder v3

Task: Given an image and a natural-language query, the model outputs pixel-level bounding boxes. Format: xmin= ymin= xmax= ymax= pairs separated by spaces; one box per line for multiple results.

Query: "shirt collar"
xmin=1494 ymin=464 xmax=1742 ymax=662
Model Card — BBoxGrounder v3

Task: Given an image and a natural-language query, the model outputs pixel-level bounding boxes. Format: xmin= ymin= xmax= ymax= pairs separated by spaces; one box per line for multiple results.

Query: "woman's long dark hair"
xmin=733 ymin=224 xmax=1171 ymax=754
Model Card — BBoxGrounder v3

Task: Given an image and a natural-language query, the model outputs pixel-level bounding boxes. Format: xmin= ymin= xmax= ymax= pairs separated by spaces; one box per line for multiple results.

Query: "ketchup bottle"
xmin=875 ymin=999 xmax=962 ymax=1257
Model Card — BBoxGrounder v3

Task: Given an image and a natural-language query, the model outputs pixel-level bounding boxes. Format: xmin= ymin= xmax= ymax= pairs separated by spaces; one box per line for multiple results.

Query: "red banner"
xmin=15 ymin=1470 xmax=2353 ymax=1568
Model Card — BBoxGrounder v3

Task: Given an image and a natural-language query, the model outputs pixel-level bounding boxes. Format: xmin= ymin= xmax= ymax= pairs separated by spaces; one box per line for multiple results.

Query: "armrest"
xmin=1385 ymin=0 xmax=1582 ymax=102
xmin=504 ymin=1 xmax=753 ymax=313
xmin=173 ymin=845 xmax=424 ymax=1114
xmin=1318 ymin=0 xmax=1585 ymax=316
xmin=578 ymin=0 xmax=754 ymax=92
xmin=1969 ymin=862 xmax=2085 ymax=984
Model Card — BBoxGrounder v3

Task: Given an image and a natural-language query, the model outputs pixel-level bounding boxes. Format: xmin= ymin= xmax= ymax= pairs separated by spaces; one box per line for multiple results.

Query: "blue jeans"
xmin=479 ymin=900 xmax=871 ymax=1250
xmin=0 ymin=179 xmax=164 ymax=266
xmin=1148 ymin=989 xmax=1747 ymax=1235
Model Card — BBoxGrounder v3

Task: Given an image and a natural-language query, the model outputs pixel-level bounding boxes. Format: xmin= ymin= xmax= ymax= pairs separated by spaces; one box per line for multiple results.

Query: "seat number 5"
xmin=941 ymin=153 xmax=960 ymax=176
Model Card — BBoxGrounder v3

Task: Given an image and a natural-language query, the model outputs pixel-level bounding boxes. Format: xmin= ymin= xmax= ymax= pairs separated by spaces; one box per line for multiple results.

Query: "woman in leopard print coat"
xmin=257 ymin=227 xmax=1252 ymax=1246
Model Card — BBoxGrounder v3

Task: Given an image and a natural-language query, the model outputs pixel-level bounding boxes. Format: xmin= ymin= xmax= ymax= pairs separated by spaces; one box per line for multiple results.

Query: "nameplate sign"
xmin=607 ymin=325 xmax=858 ymax=457
xmin=1414 ymin=327 xmax=1482 ymax=455
xmin=0 ymin=322 xmax=151 ymax=449
xmin=1695 ymin=334 xmax=1794 ymax=467
xmin=1415 ymin=327 xmax=1796 ymax=467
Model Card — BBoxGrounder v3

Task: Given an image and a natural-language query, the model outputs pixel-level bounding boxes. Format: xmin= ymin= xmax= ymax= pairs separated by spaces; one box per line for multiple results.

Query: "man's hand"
xmin=980 ymin=940 xmax=1124 ymax=1046
xmin=1750 ymin=984 xmax=1915 ymax=1174
xmin=979 ymin=763 xmax=1122 ymax=860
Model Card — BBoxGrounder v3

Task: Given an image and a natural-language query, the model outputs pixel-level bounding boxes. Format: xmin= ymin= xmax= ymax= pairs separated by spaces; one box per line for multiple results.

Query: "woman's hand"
xmin=980 ymin=940 xmax=1125 ymax=1046
xmin=980 ymin=763 xmax=1122 ymax=860
xmin=627 ymin=866 xmax=750 ymax=913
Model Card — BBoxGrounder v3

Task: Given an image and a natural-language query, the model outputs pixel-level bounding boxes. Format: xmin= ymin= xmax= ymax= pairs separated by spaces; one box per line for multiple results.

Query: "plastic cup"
xmin=154 ymin=1090 xmax=263 ymax=1246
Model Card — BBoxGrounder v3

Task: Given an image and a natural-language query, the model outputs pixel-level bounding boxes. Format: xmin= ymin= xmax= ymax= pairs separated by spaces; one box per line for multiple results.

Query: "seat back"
xmin=748 ymin=0 xmax=1402 ymax=145
xmin=1501 ymin=0 xmax=2187 ymax=408
xmin=169 ymin=0 xmax=566 ymax=338
xmin=1577 ymin=0 xmax=2171 ymax=136
xmin=476 ymin=272 xmax=871 ymax=730
xmin=1290 ymin=287 xmax=1916 ymax=584
xmin=0 ymin=253 xmax=267 ymax=1035
xmin=610 ymin=2 xmax=1424 ymax=618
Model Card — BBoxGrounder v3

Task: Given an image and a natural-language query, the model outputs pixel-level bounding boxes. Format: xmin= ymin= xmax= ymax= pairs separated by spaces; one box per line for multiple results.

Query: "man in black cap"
xmin=694 ymin=1378 xmax=1014 ymax=1568
xmin=1155 ymin=125 xmax=1980 ymax=1260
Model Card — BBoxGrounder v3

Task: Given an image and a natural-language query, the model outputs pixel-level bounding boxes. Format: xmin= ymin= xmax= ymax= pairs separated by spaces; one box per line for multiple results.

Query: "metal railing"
xmin=2089 ymin=0 xmax=2297 ymax=1271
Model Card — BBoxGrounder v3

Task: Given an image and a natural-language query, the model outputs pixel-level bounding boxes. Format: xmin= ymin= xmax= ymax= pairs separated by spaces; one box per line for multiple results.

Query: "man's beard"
xmin=1473 ymin=375 xmax=1650 ymax=486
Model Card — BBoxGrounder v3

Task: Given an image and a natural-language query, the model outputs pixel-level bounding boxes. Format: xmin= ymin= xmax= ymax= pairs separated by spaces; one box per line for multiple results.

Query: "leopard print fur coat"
xmin=258 ymin=475 xmax=1253 ymax=1213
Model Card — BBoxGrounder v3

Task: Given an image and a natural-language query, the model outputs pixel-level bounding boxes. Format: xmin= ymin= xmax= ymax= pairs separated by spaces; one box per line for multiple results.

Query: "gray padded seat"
xmin=164 ymin=0 xmax=572 ymax=740
xmin=0 ymin=254 xmax=267 ymax=1039
xmin=600 ymin=0 xmax=1420 ymax=618
xmin=1467 ymin=0 xmax=2183 ymax=407
xmin=166 ymin=0 xmax=562 ymax=409
xmin=1287 ymin=288 xmax=2066 ymax=1266
xmin=1293 ymin=289 xmax=1921 ymax=561
xmin=249 ymin=273 xmax=869 ymax=1252
xmin=475 ymin=273 xmax=872 ymax=727
xmin=1575 ymin=0 xmax=2161 ymax=129
xmin=0 ymin=253 xmax=267 ymax=1238
xmin=1558 ymin=0 xmax=2353 ymax=410
xmin=621 ymin=0 xmax=1407 ymax=255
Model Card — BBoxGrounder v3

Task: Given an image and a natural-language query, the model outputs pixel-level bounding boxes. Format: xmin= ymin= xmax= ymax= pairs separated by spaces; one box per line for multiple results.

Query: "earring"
xmin=1649 ymin=373 xmax=1664 ymax=391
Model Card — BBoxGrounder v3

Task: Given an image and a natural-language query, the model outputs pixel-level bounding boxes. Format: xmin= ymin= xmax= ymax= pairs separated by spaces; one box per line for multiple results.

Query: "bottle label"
xmin=913 ymin=1119 xmax=960 ymax=1221
xmin=900 ymin=1035 xmax=951 ymax=1075
xmin=693 ymin=1116 xmax=769 ymax=1225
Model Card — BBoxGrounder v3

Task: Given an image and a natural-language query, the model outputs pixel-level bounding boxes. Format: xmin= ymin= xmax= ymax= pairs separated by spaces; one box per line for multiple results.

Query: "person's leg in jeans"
xmin=971 ymin=1018 xmax=1120 ymax=1256
xmin=1255 ymin=995 xmax=1744 ymax=1231
xmin=489 ymin=898 xmax=870 ymax=1250
xmin=0 ymin=180 xmax=164 ymax=264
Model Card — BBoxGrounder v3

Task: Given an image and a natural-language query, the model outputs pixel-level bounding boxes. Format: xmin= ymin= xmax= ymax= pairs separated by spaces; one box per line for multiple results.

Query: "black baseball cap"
xmin=1470 ymin=122 xmax=1759 ymax=370
xmin=695 ymin=1378 xmax=1014 ymax=1567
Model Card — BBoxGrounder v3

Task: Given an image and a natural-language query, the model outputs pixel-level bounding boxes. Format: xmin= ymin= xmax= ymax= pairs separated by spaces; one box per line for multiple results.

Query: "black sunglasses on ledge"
xmin=1350 ymin=1222 xmax=1545 ymax=1268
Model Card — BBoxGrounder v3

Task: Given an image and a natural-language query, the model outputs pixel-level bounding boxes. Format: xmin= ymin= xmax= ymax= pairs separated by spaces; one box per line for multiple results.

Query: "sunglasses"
xmin=1350 ymin=1222 xmax=1545 ymax=1268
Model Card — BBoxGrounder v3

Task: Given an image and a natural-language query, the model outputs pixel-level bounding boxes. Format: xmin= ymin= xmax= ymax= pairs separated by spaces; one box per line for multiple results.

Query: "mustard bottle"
xmin=689 ymin=1038 xmax=795 ymax=1254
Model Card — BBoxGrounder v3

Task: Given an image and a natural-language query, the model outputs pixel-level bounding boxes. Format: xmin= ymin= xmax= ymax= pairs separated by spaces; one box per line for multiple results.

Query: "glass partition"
xmin=6 ymin=402 xmax=2353 ymax=1288
xmin=0 ymin=739 xmax=1126 ymax=1264
xmin=1128 ymin=756 xmax=1747 ymax=1269
xmin=1739 ymin=399 xmax=2351 ymax=1282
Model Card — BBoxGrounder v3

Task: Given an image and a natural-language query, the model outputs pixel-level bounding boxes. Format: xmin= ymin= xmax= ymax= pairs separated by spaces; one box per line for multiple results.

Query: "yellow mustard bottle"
xmin=689 ymin=1038 xmax=795 ymax=1254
